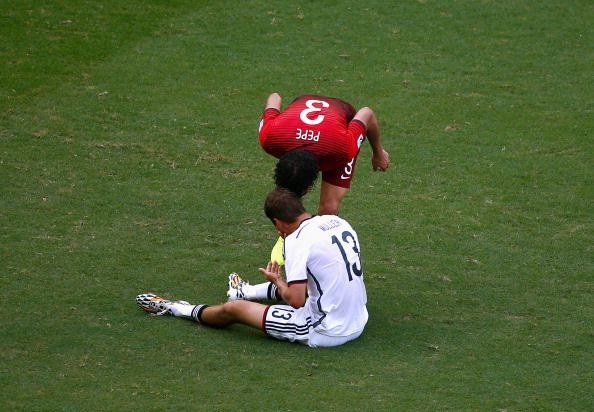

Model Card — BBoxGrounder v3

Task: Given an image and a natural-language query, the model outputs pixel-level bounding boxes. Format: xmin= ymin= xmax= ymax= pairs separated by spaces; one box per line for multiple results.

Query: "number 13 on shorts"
xmin=271 ymin=307 xmax=294 ymax=320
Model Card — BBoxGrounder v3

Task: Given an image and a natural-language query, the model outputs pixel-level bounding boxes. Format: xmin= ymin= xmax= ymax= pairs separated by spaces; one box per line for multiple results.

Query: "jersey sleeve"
xmin=261 ymin=108 xmax=280 ymax=122
xmin=259 ymin=108 xmax=281 ymax=151
xmin=283 ymin=233 xmax=310 ymax=284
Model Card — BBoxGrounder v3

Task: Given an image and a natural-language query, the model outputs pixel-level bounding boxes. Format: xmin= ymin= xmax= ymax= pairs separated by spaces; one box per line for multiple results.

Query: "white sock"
xmin=170 ymin=303 xmax=195 ymax=318
xmin=244 ymin=282 xmax=282 ymax=301
xmin=170 ymin=303 xmax=209 ymax=323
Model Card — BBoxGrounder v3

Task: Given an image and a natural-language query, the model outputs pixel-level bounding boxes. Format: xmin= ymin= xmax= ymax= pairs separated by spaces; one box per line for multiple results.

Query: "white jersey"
xmin=283 ymin=215 xmax=368 ymax=337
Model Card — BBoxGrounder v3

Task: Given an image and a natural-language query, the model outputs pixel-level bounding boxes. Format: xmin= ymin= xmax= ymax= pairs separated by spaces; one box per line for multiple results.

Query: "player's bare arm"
xmin=353 ymin=107 xmax=390 ymax=172
xmin=259 ymin=261 xmax=307 ymax=308
xmin=265 ymin=93 xmax=282 ymax=111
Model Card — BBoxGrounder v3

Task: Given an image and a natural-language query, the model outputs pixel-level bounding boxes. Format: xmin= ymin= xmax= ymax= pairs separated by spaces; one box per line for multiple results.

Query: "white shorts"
xmin=263 ymin=305 xmax=363 ymax=348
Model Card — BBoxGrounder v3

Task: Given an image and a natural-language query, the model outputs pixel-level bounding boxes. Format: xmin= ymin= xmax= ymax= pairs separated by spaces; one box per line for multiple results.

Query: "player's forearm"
xmin=354 ymin=107 xmax=383 ymax=154
xmin=365 ymin=117 xmax=384 ymax=155
xmin=264 ymin=270 xmax=290 ymax=299
xmin=272 ymin=276 xmax=289 ymax=296
xmin=278 ymin=283 xmax=306 ymax=309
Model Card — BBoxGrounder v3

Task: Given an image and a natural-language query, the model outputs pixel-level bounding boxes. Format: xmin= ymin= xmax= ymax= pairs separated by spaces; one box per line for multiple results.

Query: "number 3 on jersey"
xmin=332 ymin=231 xmax=363 ymax=281
xmin=300 ymin=100 xmax=330 ymax=125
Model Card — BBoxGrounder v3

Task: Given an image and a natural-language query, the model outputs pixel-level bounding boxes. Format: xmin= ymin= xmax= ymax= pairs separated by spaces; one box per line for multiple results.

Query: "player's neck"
xmin=286 ymin=213 xmax=312 ymax=235
xmin=296 ymin=213 xmax=312 ymax=226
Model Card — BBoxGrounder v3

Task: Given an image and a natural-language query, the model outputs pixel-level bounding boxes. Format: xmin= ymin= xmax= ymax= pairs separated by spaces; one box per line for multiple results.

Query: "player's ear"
xmin=272 ymin=218 xmax=282 ymax=229
xmin=273 ymin=218 xmax=289 ymax=237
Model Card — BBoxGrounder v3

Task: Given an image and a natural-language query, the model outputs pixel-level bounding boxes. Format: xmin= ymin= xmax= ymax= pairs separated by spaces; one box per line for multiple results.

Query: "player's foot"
xmin=227 ymin=273 xmax=249 ymax=301
xmin=271 ymin=236 xmax=285 ymax=266
xmin=136 ymin=293 xmax=190 ymax=316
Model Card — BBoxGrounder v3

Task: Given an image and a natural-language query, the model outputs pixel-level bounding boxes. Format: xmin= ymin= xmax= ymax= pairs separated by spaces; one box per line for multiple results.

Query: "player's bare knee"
xmin=222 ymin=300 xmax=247 ymax=317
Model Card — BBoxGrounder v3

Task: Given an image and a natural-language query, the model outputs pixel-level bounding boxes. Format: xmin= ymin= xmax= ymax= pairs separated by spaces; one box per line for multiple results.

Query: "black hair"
xmin=274 ymin=150 xmax=319 ymax=197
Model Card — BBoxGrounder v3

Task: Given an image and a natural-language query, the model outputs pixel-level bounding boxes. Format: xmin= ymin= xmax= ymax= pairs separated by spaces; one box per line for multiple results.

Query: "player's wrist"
xmin=371 ymin=146 xmax=384 ymax=155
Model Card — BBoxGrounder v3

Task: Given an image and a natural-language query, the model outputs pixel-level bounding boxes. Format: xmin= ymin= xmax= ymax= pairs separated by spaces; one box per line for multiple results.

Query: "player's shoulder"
xmin=298 ymin=215 xmax=352 ymax=237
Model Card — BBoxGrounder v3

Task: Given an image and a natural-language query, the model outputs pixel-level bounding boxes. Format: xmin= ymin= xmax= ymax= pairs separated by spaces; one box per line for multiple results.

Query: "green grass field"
xmin=1 ymin=1 xmax=592 ymax=410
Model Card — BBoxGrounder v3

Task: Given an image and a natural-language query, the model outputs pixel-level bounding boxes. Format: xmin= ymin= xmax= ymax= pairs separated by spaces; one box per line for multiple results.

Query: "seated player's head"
xmin=274 ymin=150 xmax=319 ymax=197
xmin=264 ymin=188 xmax=307 ymax=224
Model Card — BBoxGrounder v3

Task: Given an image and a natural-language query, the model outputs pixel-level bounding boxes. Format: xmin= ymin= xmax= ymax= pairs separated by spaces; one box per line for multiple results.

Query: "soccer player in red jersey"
xmin=259 ymin=93 xmax=390 ymax=215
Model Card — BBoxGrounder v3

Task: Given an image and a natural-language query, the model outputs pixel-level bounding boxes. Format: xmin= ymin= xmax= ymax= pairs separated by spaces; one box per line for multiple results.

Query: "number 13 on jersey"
xmin=332 ymin=231 xmax=363 ymax=281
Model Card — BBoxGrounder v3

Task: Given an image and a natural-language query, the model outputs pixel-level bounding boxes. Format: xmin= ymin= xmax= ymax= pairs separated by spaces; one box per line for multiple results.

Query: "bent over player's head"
xmin=264 ymin=188 xmax=307 ymax=224
xmin=274 ymin=150 xmax=319 ymax=197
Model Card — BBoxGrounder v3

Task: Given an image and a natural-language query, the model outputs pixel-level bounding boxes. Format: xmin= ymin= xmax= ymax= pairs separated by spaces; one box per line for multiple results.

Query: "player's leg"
xmin=319 ymin=149 xmax=357 ymax=216
xmin=168 ymin=299 xmax=268 ymax=329
xmin=136 ymin=294 xmax=315 ymax=345
xmin=263 ymin=304 xmax=312 ymax=345
xmin=136 ymin=293 xmax=268 ymax=330
xmin=198 ymin=300 xmax=268 ymax=330
xmin=318 ymin=180 xmax=348 ymax=215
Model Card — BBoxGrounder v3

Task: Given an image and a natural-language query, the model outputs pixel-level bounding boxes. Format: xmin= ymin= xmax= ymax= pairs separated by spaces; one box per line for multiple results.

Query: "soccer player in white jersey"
xmin=136 ymin=188 xmax=368 ymax=348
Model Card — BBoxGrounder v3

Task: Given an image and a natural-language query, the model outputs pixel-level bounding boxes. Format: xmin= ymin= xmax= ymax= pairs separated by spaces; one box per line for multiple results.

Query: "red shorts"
xmin=319 ymin=120 xmax=365 ymax=188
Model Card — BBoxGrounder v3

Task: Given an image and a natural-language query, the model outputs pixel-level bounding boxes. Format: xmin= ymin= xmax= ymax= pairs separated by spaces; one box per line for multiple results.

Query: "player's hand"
xmin=259 ymin=261 xmax=283 ymax=284
xmin=372 ymin=149 xmax=390 ymax=172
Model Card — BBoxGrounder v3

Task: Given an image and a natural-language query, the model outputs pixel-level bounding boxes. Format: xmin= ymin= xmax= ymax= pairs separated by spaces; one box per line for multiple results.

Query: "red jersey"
xmin=259 ymin=95 xmax=366 ymax=173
